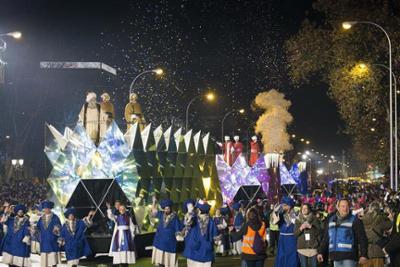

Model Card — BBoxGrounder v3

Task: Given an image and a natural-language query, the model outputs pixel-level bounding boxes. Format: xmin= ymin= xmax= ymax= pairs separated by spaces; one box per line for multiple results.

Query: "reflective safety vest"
xmin=328 ymin=214 xmax=355 ymax=253
xmin=242 ymin=222 xmax=266 ymax=255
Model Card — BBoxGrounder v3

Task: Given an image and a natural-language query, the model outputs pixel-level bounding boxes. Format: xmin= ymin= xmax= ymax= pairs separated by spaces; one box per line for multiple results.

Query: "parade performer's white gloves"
xmin=176 ymin=232 xmax=184 ymax=241
xmin=22 ymin=236 xmax=30 ymax=245
xmin=216 ymin=142 xmax=222 ymax=147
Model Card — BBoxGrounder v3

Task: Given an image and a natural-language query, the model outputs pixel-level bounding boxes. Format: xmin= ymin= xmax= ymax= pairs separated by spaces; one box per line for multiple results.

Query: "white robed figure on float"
xmin=106 ymin=202 xmax=138 ymax=265
xmin=78 ymin=92 xmax=108 ymax=145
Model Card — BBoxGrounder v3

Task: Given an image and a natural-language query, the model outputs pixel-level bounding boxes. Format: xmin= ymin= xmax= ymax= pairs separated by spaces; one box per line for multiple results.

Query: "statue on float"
xmin=217 ymin=136 xmax=234 ymax=166
xmin=100 ymin=92 xmax=115 ymax=119
xmin=78 ymin=92 xmax=108 ymax=145
xmin=232 ymin=135 xmax=243 ymax=163
xmin=125 ymin=93 xmax=146 ymax=131
xmin=249 ymin=135 xmax=261 ymax=166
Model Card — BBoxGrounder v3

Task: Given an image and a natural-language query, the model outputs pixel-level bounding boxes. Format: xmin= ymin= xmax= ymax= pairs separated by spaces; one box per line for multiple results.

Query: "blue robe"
xmin=274 ymin=213 xmax=299 ymax=267
xmin=60 ymin=219 xmax=92 ymax=261
xmin=2 ymin=216 xmax=30 ymax=258
xmin=110 ymin=214 xmax=135 ymax=252
xmin=152 ymin=211 xmax=181 ymax=253
xmin=37 ymin=213 xmax=61 ymax=253
xmin=234 ymin=211 xmax=244 ymax=230
xmin=183 ymin=215 xmax=218 ymax=263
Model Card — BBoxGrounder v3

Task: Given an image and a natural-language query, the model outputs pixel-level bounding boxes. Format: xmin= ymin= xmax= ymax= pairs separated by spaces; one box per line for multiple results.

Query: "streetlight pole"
xmin=128 ymin=68 xmax=163 ymax=99
xmin=373 ymin=64 xmax=398 ymax=189
xmin=185 ymin=95 xmax=201 ymax=132
xmin=221 ymin=109 xmax=245 ymax=141
xmin=185 ymin=92 xmax=216 ymax=132
xmin=343 ymin=21 xmax=394 ymax=189
xmin=221 ymin=111 xmax=234 ymax=142
xmin=0 ymin=31 xmax=22 ymax=82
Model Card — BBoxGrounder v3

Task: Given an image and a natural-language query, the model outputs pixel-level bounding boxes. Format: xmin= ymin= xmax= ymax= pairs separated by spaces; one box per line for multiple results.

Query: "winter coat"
xmin=294 ymin=213 xmax=321 ymax=250
xmin=363 ymin=211 xmax=392 ymax=258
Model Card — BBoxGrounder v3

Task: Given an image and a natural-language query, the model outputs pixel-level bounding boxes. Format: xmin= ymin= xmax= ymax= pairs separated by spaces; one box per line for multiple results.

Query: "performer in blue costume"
xmin=37 ymin=200 xmax=62 ymax=267
xmin=231 ymin=202 xmax=245 ymax=255
xmin=58 ymin=208 xmax=95 ymax=266
xmin=183 ymin=200 xmax=219 ymax=267
xmin=151 ymin=198 xmax=182 ymax=267
xmin=29 ymin=205 xmax=41 ymax=254
xmin=213 ymin=207 xmax=228 ymax=256
xmin=106 ymin=202 xmax=138 ymax=266
xmin=1 ymin=204 xmax=31 ymax=267
xmin=272 ymin=196 xmax=299 ymax=267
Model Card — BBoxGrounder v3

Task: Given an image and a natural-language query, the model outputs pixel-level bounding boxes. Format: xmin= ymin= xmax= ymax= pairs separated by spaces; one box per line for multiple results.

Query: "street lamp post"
xmin=0 ymin=31 xmax=22 ymax=82
xmin=11 ymin=158 xmax=24 ymax=180
xmin=185 ymin=95 xmax=201 ymax=132
xmin=185 ymin=92 xmax=215 ymax=132
xmin=221 ymin=109 xmax=245 ymax=141
xmin=372 ymin=64 xmax=398 ymax=189
xmin=0 ymin=31 xmax=21 ymax=50
xmin=128 ymin=68 xmax=163 ymax=98
xmin=343 ymin=21 xmax=394 ymax=189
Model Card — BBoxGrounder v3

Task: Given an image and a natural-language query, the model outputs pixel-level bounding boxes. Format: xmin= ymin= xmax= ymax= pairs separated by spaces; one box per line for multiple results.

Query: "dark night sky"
xmin=0 ymin=0 xmax=350 ymax=176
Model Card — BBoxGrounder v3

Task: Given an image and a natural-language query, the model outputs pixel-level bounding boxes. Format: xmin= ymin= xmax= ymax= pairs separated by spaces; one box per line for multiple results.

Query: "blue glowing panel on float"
xmin=63 ymin=124 xmax=96 ymax=169
xmin=114 ymin=156 xmax=141 ymax=201
xmin=280 ymin=163 xmax=297 ymax=185
xmin=289 ymin=163 xmax=301 ymax=185
xmin=47 ymin=152 xmax=81 ymax=206
xmin=97 ymin=121 xmax=131 ymax=176
xmin=44 ymin=124 xmax=68 ymax=165
xmin=216 ymin=154 xmax=235 ymax=202
xmin=245 ymin=155 xmax=271 ymax=196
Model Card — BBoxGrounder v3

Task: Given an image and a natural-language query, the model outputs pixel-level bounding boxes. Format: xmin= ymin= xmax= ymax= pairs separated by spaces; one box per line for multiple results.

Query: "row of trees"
xmin=285 ymin=0 xmax=400 ymax=172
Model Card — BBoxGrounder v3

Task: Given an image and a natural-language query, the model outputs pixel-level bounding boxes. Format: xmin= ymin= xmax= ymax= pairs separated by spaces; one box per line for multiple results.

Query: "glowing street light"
xmin=342 ymin=20 xmax=395 ymax=190
xmin=221 ymin=108 xmax=245 ymax=141
xmin=0 ymin=31 xmax=22 ymax=39
xmin=186 ymin=91 xmax=217 ymax=131
xmin=317 ymin=169 xmax=324 ymax=175
xmin=153 ymin=68 xmax=163 ymax=75
xmin=342 ymin=22 xmax=353 ymax=30
xmin=128 ymin=68 xmax=164 ymax=98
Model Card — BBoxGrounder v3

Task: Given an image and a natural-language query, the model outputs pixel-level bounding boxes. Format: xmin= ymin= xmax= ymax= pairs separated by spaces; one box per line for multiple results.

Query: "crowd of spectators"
xmin=0 ymin=178 xmax=47 ymax=208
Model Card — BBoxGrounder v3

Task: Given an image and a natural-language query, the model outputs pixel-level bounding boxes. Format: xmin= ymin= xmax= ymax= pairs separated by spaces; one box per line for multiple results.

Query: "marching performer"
xmin=106 ymin=202 xmax=138 ymax=266
xmin=37 ymin=200 xmax=62 ymax=267
xmin=230 ymin=202 xmax=245 ymax=255
xmin=177 ymin=199 xmax=196 ymax=242
xmin=213 ymin=207 xmax=228 ymax=256
xmin=249 ymin=135 xmax=261 ymax=166
xmin=29 ymin=205 xmax=41 ymax=254
xmin=124 ymin=93 xmax=146 ymax=131
xmin=1 ymin=204 xmax=31 ymax=267
xmin=151 ymin=198 xmax=182 ymax=267
xmin=272 ymin=196 xmax=299 ymax=267
xmin=183 ymin=200 xmax=219 ymax=267
xmin=58 ymin=208 xmax=95 ymax=266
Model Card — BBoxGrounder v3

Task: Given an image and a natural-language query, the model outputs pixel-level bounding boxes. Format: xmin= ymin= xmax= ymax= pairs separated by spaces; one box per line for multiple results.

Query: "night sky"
xmin=0 ymin=0 xmax=350 ymax=176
